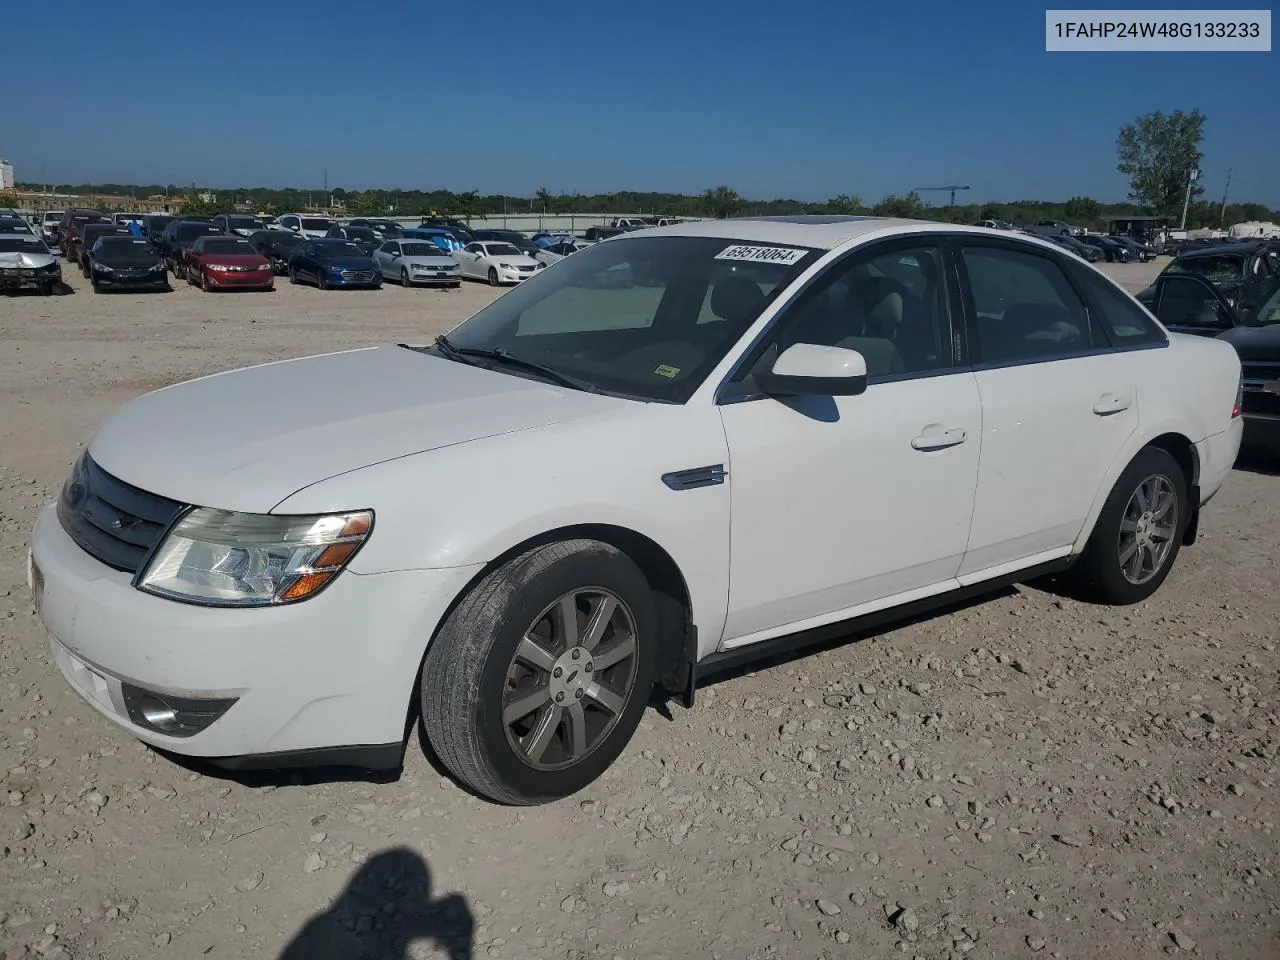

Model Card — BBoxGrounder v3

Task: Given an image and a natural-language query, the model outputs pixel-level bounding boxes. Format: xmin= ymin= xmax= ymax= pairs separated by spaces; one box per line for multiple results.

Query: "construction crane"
xmin=914 ymin=185 xmax=971 ymax=206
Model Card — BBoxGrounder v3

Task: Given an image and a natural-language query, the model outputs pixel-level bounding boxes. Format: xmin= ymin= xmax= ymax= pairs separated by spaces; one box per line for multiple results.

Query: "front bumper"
xmin=204 ymin=269 xmax=274 ymax=289
xmin=93 ymin=269 xmax=168 ymax=289
xmin=30 ymin=503 xmax=481 ymax=765
xmin=0 ymin=269 xmax=58 ymax=291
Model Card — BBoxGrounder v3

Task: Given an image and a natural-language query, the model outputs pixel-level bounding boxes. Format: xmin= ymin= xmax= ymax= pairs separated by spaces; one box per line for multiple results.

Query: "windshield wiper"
xmin=433 ymin=336 xmax=600 ymax=393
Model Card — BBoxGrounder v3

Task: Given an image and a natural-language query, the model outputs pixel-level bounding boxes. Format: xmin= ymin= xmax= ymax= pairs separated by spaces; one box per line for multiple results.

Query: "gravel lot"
xmin=1 ymin=261 xmax=1277 ymax=960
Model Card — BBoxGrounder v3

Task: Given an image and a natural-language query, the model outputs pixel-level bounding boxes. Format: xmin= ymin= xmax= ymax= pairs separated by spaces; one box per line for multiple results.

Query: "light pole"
xmin=1178 ymin=167 xmax=1199 ymax=232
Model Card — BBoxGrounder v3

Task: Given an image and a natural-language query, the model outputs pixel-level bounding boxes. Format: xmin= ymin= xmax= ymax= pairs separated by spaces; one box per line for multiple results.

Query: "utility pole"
xmin=1219 ymin=167 xmax=1232 ymax=227
xmin=1178 ymin=167 xmax=1199 ymax=232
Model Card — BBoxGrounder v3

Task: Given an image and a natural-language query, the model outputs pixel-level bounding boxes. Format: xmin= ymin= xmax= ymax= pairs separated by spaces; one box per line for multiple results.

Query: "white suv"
xmin=276 ymin=213 xmax=337 ymax=238
xmin=29 ymin=217 xmax=1243 ymax=805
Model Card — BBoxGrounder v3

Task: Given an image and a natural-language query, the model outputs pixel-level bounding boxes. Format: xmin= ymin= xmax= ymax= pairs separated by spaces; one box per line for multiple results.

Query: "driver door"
xmin=717 ymin=239 xmax=983 ymax=647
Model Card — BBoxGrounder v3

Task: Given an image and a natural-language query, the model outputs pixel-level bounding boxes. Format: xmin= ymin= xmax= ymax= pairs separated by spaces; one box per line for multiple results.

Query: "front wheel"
xmin=317 ymin=270 xmax=328 ymax=290
xmin=421 ymin=539 xmax=657 ymax=805
xmin=487 ymin=266 xmax=499 ymax=286
xmin=1070 ymin=446 xmax=1187 ymax=605
xmin=201 ymin=271 xmax=213 ymax=293
xmin=401 ymin=267 xmax=411 ymax=287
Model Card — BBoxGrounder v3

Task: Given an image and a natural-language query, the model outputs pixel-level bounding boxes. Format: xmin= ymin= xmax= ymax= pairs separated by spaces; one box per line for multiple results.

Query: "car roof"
xmin=628 ymin=214 xmax=1071 ymax=251
xmin=1175 ymin=244 xmax=1255 ymax=259
xmin=0 ymin=232 xmax=46 ymax=241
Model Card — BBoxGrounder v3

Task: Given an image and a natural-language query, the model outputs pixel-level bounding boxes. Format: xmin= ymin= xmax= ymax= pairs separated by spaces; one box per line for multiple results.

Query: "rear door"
xmin=955 ymin=238 xmax=1140 ymax=576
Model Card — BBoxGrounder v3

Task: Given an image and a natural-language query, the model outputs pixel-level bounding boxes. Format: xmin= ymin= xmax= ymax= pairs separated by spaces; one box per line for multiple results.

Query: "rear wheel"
xmin=421 ymin=539 xmax=657 ymax=805
xmin=1071 ymin=446 xmax=1187 ymax=605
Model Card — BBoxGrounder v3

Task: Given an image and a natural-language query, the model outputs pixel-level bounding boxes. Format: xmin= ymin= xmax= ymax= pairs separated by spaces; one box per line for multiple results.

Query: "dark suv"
xmin=141 ymin=214 xmax=176 ymax=247
xmin=158 ymin=219 xmax=224 ymax=278
xmin=57 ymin=209 xmax=110 ymax=261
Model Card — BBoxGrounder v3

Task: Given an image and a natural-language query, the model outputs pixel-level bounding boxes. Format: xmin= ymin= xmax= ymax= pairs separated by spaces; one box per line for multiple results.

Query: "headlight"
xmin=93 ymin=262 xmax=113 ymax=272
xmin=150 ymin=262 xmax=166 ymax=271
xmin=257 ymin=263 xmax=271 ymax=271
xmin=138 ymin=508 xmax=373 ymax=606
xmin=498 ymin=262 xmax=513 ymax=269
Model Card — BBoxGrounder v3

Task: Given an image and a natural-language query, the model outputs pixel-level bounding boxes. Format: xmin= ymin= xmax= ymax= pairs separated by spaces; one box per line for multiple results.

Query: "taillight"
xmin=1232 ymin=375 xmax=1243 ymax=418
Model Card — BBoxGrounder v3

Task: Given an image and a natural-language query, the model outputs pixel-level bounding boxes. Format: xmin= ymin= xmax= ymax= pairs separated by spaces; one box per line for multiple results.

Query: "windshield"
xmin=71 ymin=215 xmax=107 ymax=227
xmin=482 ymin=243 xmax=523 ymax=257
xmin=96 ymin=238 xmax=158 ymax=261
xmin=202 ymin=239 xmax=255 ymax=255
xmin=1249 ymin=285 xmax=1280 ymax=327
xmin=318 ymin=241 xmax=365 ymax=259
xmin=438 ymin=235 xmax=818 ymax=402
xmin=179 ymin=223 xmax=222 ymax=240
xmin=402 ymin=242 xmax=448 ymax=257
xmin=268 ymin=233 xmax=303 ymax=252
xmin=301 ymin=218 xmax=334 ymax=231
xmin=229 ymin=217 xmax=264 ymax=230
xmin=0 ymin=238 xmax=47 ymax=254
xmin=42 ymin=213 xmax=63 ymax=223
xmin=1166 ymin=255 xmax=1245 ymax=284
xmin=147 ymin=216 xmax=174 ymax=231
xmin=344 ymin=227 xmax=377 ymax=241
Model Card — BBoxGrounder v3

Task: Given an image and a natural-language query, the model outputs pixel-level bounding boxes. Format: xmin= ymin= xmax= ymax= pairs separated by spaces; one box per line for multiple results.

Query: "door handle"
xmin=911 ymin=427 xmax=967 ymax=451
xmin=1092 ymin=394 xmax=1132 ymax=416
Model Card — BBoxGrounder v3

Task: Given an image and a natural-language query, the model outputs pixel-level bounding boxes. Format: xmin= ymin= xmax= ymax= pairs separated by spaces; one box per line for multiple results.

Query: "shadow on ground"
xmin=279 ymin=846 xmax=474 ymax=960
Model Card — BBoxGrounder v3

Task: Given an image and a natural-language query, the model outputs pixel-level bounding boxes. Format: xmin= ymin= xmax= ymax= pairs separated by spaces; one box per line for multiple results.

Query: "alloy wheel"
xmin=1117 ymin=474 xmax=1178 ymax=585
xmin=501 ymin=588 xmax=639 ymax=771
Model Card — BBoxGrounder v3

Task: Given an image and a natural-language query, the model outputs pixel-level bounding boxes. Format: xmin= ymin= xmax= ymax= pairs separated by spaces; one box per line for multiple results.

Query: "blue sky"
xmin=6 ymin=0 xmax=1276 ymax=205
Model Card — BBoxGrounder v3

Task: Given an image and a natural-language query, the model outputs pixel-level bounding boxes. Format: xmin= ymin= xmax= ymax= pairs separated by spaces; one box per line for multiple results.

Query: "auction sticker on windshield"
xmin=715 ymin=244 xmax=808 ymax=265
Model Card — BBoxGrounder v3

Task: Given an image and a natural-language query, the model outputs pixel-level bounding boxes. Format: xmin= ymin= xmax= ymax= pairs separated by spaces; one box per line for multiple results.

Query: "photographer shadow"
xmin=280 ymin=846 xmax=473 ymax=960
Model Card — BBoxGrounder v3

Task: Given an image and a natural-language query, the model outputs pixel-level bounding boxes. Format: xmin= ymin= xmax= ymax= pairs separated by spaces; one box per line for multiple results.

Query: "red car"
xmin=184 ymin=236 xmax=274 ymax=291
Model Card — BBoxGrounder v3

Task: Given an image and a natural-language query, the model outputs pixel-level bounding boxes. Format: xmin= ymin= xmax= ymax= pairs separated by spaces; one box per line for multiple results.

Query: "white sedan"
xmin=29 ymin=217 xmax=1242 ymax=805
xmin=373 ymin=238 xmax=461 ymax=288
xmin=534 ymin=239 xmax=592 ymax=267
xmin=456 ymin=240 xmax=543 ymax=285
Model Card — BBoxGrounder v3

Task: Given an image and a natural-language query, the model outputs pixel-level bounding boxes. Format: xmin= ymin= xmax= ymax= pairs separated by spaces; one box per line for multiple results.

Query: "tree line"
xmin=15 ymin=110 xmax=1273 ymax=230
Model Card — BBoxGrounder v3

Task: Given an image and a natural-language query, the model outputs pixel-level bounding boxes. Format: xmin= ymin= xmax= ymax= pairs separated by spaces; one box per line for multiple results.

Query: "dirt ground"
xmin=1 ymin=260 xmax=1277 ymax=960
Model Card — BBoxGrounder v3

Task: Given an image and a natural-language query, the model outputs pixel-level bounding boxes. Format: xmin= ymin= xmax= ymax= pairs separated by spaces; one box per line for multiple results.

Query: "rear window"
xmin=179 ymin=223 xmax=222 ymax=239
xmin=229 ymin=217 xmax=264 ymax=230
xmin=302 ymin=218 xmax=334 ymax=231
xmin=1075 ymin=268 xmax=1168 ymax=347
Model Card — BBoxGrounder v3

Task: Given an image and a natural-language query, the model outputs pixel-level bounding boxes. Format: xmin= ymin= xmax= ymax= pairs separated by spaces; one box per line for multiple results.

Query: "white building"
xmin=0 ymin=160 xmax=13 ymax=190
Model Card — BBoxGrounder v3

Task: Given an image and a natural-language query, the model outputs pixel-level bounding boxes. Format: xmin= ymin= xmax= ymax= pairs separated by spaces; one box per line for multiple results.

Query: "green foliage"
xmin=871 ymin=192 xmax=925 ymax=218
xmin=701 ymin=185 xmax=742 ymax=219
xmin=827 ymin=194 xmax=864 ymax=214
xmin=1064 ymin=196 xmax=1102 ymax=226
xmin=1116 ymin=109 xmax=1207 ymax=217
xmin=179 ymin=194 xmax=220 ymax=216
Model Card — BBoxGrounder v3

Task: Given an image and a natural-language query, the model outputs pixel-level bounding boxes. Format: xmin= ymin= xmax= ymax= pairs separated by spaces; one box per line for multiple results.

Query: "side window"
xmin=1151 ymin=276 xmax=1234 ymax=331
xmin=961 ymin=245 xmax=1097 ymax=365
xmin=1075 ymin=268 xmax=1169 ymax=345
xmin=770 ymin=244 xmax=953 ymax=380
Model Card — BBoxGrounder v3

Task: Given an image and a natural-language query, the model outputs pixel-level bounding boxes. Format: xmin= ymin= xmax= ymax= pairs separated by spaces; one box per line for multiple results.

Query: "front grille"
xmin=339 ymin=269 xmax=375 ymax=282
xmin=56 ymin=455 xmax=186 ymax=573
xmin=516 ymin=264 xmax=536 ymax=272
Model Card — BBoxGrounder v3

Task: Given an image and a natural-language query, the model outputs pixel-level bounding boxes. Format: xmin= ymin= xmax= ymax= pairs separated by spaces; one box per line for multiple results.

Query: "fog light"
xmin=122 ymin=683 xmax=238 ymax=738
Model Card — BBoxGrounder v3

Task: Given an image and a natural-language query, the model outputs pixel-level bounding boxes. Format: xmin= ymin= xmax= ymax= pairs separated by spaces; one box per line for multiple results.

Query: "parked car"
xmin=1106 ymin=235 xmax=1157 ymax=262
xmin=0 ymin=233 xmax=61 ymax=295
xmin=1137 ymin=243 xmax=1279 ymax=320
xmin=158 ymin=220 xmax=225 ymax=278
xmin=247 ymin=229 xmax=305 ymax=274
xmin=39 ymin=211 xmax=65 ymax=246
xmin=0 ymin=215 xmax=34 ymax=234
xmin=1026 ymin=219 xmax=1083 ymax=238
xmin=28 ymin=218 xmax=1243 ymax=804
xmin=532 ymin=232 xmax=575 ymax=248
xmin=373 ymin=239 xmax=462 ymax=288
xmin=184 ymin=236 xmax=274 ymax=292
xmin=347 ymin=219 xmax=403 ymax=239
xmin=471 ymin=229 xmax=541 ymax=257
xmin=325 ymin=225 xmax=381 ymax=254
xmin=401 ymin=227 xmax=466 ymax=253
xmin=57 ymin=209 xmax=110 ymax=261
xmin=1045 ymin=234 xmax=1103 ymax=263
xmin=141 ymin=214 xmax=175 ymax=245
xmin=1077 ymin=235 xmax=1138 ymax=263
xmin=212 ymin=214 xmax=267 ymax=238
xmin=456 ymin=241 xmax=543 ymax=285
xmin=418 ymin=217 xmax=473 ymax=240
xmin=113 ymin=213 xmax=146 ymax=230
xmin=87 ymin=236 xmax=170 ymax=293
xmin=78 ymin=223 xmax=134 ymax=276
xmin=277 ymin=213 xmax=339 ymax=239
xmin=287 ymin=238 xmax=382 ymax=289
xmin=973 ymin=219 xmax=1016 ymax=231
xmin=534 ymin=239 xmax=592 ymax=266
xmin=1144 ymin=271 xmax=1280 ymax=454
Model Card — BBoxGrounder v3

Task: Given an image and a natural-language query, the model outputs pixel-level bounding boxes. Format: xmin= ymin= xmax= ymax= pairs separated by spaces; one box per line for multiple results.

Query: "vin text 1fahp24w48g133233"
xmin=28 ymin=217 xmax=1242 ymax=804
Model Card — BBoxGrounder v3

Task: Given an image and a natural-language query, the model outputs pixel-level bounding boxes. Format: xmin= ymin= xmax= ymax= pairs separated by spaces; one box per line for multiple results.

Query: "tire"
xmin=1071 ymin=446 xmax=1188 ymax=605
xmin=421 ymin=539 xmax=658 ymax=805
xmin=288 ymin=266 xmax=298 ymax=285
xmin=487 ymin=267 xmax=499 ymax=286
xmin=90 ymin=279 xmax=100 ymax=293
xmin=401 ymin=267 xmax=411 ymax=287
xmin=41 ymin=281 xmax=54 ymax=296
xmin=318 ymin=270 xmax=328 ymax=291
xmin=452 ymin=282 xmax=461 ymax=290
xmin=201 ymin=271 xmax=213 ymax=293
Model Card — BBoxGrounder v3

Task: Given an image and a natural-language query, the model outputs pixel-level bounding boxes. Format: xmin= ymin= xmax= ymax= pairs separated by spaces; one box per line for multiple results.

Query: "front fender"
xmin=272 ymin=403 xmax=733 ymax=656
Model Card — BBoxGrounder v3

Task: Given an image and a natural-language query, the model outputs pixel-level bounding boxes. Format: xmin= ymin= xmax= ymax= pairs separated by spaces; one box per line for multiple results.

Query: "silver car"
xmin=0 ymin=233 xmax=62 ymax=295
xmin=373 ymin=238 xmax=461 ymax=288
xmin=534 ymin=238 xmax=593 ymax=267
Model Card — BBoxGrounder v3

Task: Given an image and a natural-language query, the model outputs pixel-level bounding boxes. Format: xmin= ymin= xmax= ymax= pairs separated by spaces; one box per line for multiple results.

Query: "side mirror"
xmin=757 ymin=343 xmax=868 ymax=397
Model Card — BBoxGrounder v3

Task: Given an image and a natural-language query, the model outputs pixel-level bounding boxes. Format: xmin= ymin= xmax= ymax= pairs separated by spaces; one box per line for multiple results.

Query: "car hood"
xmin=87 ymin=345 xmax=628 ymax=512
xmin=0 ymin=250 xmax=56 ymax=268
xmin=202 ymin=254 xmax=267 ymax=266
xmin=405 ymin=257 xmax=456 ymax=268
xmin=1218 ymin=324 xmax=1280 ymax=362
xmin=316 ymin=256 xmax=375 ymax=269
